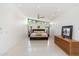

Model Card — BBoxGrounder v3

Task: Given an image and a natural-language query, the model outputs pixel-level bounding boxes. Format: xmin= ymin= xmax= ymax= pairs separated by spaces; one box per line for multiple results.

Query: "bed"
xmin=30 ymin=29 xmax=48 ymax=40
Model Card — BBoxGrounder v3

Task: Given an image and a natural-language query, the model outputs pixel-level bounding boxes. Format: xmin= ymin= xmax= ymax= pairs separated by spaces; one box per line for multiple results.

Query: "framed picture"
xmin=61 ymin=25 xmax=73 ymax=39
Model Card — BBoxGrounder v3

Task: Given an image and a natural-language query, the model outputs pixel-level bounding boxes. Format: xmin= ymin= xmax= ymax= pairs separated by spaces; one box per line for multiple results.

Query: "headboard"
xmin=32 ymin=29 xmax=45 ymax=32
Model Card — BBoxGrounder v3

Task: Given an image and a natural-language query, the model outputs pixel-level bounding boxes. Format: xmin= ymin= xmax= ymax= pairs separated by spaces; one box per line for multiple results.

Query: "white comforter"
xmin=30 ymin=32 xmax=48 ymax=37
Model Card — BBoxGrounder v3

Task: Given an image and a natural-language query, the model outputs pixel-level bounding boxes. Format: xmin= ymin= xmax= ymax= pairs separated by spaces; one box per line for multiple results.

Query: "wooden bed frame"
xmin=32 ymin=29 xmax=45 ymax=32
xmin=30 ymin=37 xmax=48 ymax=40
xmin=30 ymin=29 xmax=48 ymax=40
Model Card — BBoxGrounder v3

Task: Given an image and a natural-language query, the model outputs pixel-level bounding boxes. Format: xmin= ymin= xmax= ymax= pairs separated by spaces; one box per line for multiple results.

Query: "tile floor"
xmin=3 ymin=37 xmax=67 ymax=56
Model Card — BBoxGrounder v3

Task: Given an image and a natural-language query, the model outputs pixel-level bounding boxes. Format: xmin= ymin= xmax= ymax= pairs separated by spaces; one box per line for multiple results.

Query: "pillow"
xmin=39 ymin=31 xmax=44 ymax=33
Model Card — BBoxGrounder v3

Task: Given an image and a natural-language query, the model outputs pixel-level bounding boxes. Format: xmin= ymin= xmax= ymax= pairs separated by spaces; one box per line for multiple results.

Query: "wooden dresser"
xmin=54 ymin=36 xmax=79 ymax=56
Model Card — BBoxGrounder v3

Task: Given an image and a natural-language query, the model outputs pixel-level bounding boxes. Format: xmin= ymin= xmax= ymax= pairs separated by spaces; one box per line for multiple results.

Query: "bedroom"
xmin=0 ymin=2 xmax=79 ymax=56
xmin=27 ymin=18 xmax=49 ymax=40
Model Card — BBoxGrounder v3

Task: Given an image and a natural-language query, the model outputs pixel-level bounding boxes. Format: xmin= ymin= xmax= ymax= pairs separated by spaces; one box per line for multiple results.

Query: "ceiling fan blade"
xmin=37 ymin=14 xmax=45 ymax=19
xmin=39 ymin=16 xmax=45 ymax=18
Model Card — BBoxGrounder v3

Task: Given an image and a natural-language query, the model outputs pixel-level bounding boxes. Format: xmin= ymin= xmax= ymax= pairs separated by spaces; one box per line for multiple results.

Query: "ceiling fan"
xmin=37 ymin=13 xmax=45 ymax=19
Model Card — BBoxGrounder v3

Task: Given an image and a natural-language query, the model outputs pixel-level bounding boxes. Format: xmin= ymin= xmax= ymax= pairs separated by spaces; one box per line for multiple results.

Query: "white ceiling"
xmin=15 ymin=3 xmax=79 ymax=21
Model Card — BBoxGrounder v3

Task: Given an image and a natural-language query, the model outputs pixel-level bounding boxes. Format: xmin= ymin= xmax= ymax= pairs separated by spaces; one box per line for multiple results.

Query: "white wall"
xmin=0 ymin=4 xmax=26 ymax=55
xmin=51 ymin=5 xmax=79 ymax=41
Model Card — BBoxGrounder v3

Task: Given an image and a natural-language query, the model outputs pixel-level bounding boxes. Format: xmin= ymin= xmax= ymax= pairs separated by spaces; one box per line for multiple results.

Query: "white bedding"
xmin=30 ymin=32 xmax=48 ymax=37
